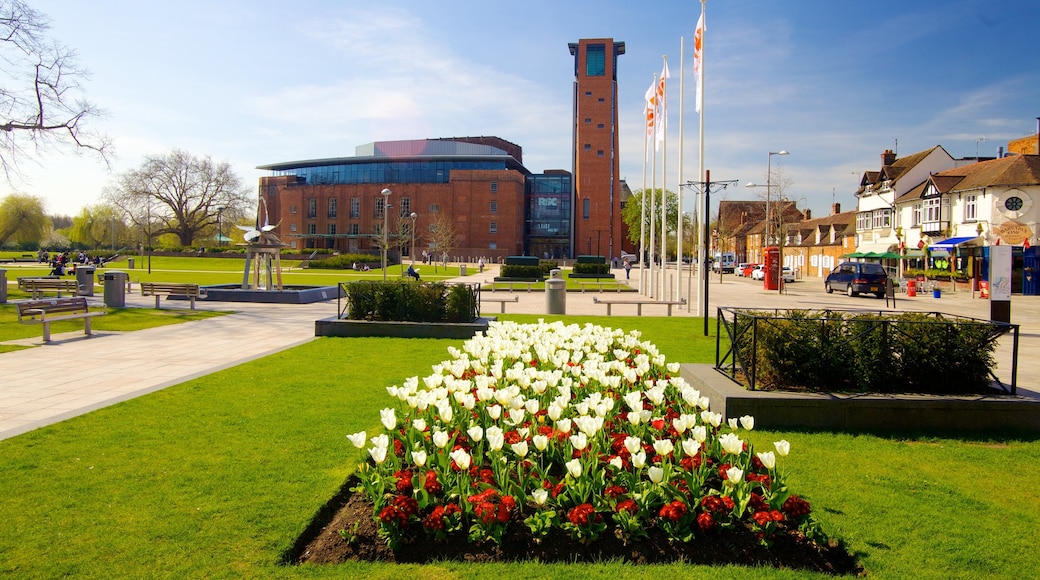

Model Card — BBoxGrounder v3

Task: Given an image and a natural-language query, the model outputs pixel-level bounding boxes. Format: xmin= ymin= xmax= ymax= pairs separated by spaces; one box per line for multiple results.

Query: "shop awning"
xmin=854 ymin=242 xmax=897 ymax=255
xmin=904 ymin=249 xmax=926 ymax=258
xmin=928 ymin=236 xmax=983 ymax=251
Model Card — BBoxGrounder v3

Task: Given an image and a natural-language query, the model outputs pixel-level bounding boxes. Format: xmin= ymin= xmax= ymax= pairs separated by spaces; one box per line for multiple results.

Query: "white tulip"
xmin=566 ymin=458 xmax=582 ymax=478
xmin=648 ymin=466 xmax=664 ymax=484
xmin=609 ymin=456 xmax=624 ymax=469
xmin=682 ymin=438 xmax=701 ymax=458
xmin=570 ymin=432 xmax=588 ymax=451
xmin=380 ymin=408 xmax=397 ymax=430
xmin=450 ymin=448 xmax=471 ymax=470
xmin=556 ymin=418 xmax=572 ymax=434
xmin=532 ymin=489 xmax=549 ymax=505
xmin=511 ymin=441 xmax=529 ymax=458
xmin=691 ymin=425 xmax=708 ymax=443
xmin=432 ymin=430 xmax=450 ymax=449
xmin=486 ymin=426 xmax=504 ymax=451
xmin=488 ymin=404 xmax=502 ymax=420
xmin=411 ymin=450 xmax=427 ymax=467
xmin=411 ymin=418 xmax=426 ymax=432
xmin=369 ymin=445 xmax=388 ymax=464
xmin=719 ymin=432 xmax=744 ymax=456
xmin=726 ymin=466 xmax=744 ymax=485
xmin=653 ymin=439 xmax=674 ymax=457
xmin=740 ymin=415 xmax=755 ymax=431
xmin=467 ymin=425 xmax=484 ymax=442
xmin=774 ymin=439 xmax=791 ymax=457
xmin=624 ymin=436 xmax=642 ymax=455
xmin=346 ymin=431 xmax=367 ymax=449
xmin=756 ymin=451 xmax=776 ymax=470
xmin=533 ymin=434 xmax=549 ymax=452
xmin=728 ymin=417 xmax=739 ymax=431
xmin=632 ymin=450 xmax=647 ymax=468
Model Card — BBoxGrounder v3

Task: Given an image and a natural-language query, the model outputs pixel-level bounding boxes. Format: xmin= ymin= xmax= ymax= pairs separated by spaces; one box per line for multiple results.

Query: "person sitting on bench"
xmin=407 ymin=264 xmax=421 ymax=281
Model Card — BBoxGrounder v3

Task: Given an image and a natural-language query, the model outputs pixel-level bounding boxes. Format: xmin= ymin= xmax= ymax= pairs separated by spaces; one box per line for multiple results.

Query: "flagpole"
xmin=659 ymin=55 xmax=669 ymax=301
xmin=677 ymin=38 xmax=685 ymax=306
xmin=649 ymin=73 xmax=658 ymax=298
xmin=639 ymin=83 xmax=649 ymax=294
xmin=695 ymin=0 xmax=707 ymax=316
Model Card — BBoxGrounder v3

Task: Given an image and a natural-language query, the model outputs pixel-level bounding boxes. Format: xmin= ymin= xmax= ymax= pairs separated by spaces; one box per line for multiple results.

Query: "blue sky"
xmin=10 ymin=0 xmax=1040 ymax=219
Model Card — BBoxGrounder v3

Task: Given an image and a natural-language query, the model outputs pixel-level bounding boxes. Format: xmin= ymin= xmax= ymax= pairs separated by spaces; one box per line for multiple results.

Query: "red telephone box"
xmin=763 ymin=246 xmax=780 ymax=290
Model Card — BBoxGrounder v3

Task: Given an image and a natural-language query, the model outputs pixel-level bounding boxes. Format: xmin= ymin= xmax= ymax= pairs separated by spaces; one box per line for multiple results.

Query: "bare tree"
xmin=105 ymin=149 xmax=252 ymax=247
xmin=426 ymin=212 xmax=457 ymax=272
xmin=0 ymin=0 xmax=110 ymax=178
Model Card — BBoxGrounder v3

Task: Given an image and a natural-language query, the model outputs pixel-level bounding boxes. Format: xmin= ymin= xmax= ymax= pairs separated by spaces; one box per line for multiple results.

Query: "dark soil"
xmin=288 ymin=479 xmax=863 ymax=575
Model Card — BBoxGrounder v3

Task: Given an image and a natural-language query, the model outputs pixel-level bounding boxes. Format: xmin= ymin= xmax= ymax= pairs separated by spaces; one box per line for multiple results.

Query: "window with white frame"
xmin=856 ymin=212 xmax=871 ymax=230
xmin=965 ymin=194 xmax=977 ymax=221
xmin=912 ymin=203 xmax=922 ymax=226
xmin=923 ymin=198 xmax=941 ymax=222
xmin=489 ymin=221 xmax=497 ymax=234
xmin=350 ymin=197 xmax=360 ymax=219
xmin=872 ymin=209 xmax=891 ymax=228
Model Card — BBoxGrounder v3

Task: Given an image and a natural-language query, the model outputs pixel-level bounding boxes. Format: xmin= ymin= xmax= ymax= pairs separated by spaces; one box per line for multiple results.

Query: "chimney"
xmin=832 ymin=202 xmax=841 ymax=215
xmin=881 ymin=150 xmax=896 ymax=166
xmin=803 ymin=209 xmax=812 ymax=221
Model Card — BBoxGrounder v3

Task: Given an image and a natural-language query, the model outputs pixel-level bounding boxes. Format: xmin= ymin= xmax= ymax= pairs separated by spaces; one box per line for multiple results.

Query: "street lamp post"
xmin=381 ymin=188 xmax=391 ymax=281
xmin=217 ymin=206 xmax=225 ymax=247
xmin=409 ymin=212 xmax=417 ymax=267
xmin=746 ymin=150 xmax=788 ymax=293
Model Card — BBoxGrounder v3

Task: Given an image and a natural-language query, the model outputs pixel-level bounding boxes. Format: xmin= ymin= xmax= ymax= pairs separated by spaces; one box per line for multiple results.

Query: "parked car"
xmin=750 ymin=265 xmax=766 ymax=280
xmin=825 ymin=261 xmax=888 ymax=298
xmin=734 ymin=262 xmax=750 ymax=277
xmin=782 ymin=266 xmax=796 ymax=283
xmin=740 ymin=263 xmax=759 ymax=278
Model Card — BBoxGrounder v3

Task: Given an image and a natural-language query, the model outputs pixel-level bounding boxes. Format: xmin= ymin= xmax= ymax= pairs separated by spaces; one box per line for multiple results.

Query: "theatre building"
xmin=257 ymin=137 xmax=573 ymax=260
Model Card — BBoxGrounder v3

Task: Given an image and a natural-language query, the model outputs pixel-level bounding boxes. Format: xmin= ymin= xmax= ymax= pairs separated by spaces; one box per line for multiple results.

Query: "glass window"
xmin=489 ymin=222 xmax=497 ymax=234
xmin=307 ymin=199 xmax=316 ymax=218
xmin=290 ymin=223 xmax=297 ymax=232
xmin=429 ymin=204 xmax=440 ymax=213
xmin=290 ymin=205 xmax=297 ymax=214
xmin=912 ymin=203 xmax=921 ymax=226
xmin=328 ymin=223 xmax=337 ymax=235
xmin=350 ymin=197 xmax=359 ymax=219
xmin=490 ymin=201 xmax=498 ymax=214
xmin=375 ymin=197 xmax=385 ymax=219
xmin=349 ymin=223 xmax=359 ymax=235
xmin=490 ymin=181 xmax=498 ymax=193
xmin=399 ymin=197 xmax=410 ymax=216
xmin=586 ymin=44 xmax=605 ymax=76
xmin=583 ymin=198 xmax=590 ymax=220
xmin=965 ymin=194 xmax=977 ymax=221
xmin=328 ymin=198 xmax=337 ymax=218
xmin=307 ymin=223 xmax=316 ymax=235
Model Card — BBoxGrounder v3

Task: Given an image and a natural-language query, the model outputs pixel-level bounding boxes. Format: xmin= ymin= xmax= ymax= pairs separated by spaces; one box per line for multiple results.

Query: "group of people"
xmin=351 ymin=262 xmax=371 ymax=271
xmin=43 ymin=251 xmax=106 ymax=276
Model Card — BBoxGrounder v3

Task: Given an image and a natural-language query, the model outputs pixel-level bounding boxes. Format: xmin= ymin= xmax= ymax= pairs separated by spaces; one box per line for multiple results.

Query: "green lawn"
xmin=0 ymin=317 xmax=1037 ymax=579
xmin=0 ymin=304 xmax=226 ymax=343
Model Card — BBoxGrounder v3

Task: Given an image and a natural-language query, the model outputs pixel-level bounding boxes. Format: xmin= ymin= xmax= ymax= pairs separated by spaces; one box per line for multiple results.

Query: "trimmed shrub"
xmin=310 ymin=254 xmax=382 ymax=270
xmin=343 ymin=281 xmax=478 ymax=323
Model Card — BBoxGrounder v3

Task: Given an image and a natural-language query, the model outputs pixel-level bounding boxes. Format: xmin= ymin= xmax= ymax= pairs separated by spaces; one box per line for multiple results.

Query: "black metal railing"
xmin=716 ymin=307 xmax=1019 ymax=395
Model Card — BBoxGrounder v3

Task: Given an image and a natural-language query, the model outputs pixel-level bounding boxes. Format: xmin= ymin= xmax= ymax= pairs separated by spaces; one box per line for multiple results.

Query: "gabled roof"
xmin=894 ymin=180 xmax=928 ymax=204
xmin=933 ymin=154 xmax=1040 ymax=192
xmin=857 ymin=145 xmax=951 ymax=194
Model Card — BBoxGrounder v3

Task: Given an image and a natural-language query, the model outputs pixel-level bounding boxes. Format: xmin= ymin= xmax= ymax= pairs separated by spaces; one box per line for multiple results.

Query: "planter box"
xmin=315 ymin=317 xmax=495 ymax=339
xmin=681 ymin=364 xmax=1040 ymax=433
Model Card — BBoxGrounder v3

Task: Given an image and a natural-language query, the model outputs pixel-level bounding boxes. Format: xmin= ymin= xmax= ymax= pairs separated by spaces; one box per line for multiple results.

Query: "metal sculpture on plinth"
xmin=237 ymin=197 xmax=287 ymax=290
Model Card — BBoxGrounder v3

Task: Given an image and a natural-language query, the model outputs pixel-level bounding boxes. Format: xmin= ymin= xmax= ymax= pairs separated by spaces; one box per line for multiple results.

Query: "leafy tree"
xmin=67 ymin=204 xmax=127 ymax=249
xmin=621 ymin=188 xmax=682 ymax=258
xmin=0 ymin=192 xmax=48 ymax=246
xmin=0 ymin=0 xmax=109 ymax=178
xmin=105 ymin=149 xmax=252 ymax=247
xmin=426 ymin=212 xmax=457 ymax=272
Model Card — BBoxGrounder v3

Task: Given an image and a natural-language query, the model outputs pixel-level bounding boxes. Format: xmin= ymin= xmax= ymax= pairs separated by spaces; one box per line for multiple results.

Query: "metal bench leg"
xmin=666 ymin=305 xmax=673 ymax=316
xmin=636 ymin=304 xmax=643 ymax=316
xmin=189 ymin=296 xmax=196 ymax=310
xmin=42 ymin=321 xmax=51 ymax=342
xmin=84 ymin=317 xmax=92 ymax=336
xmin=155 ymin=295 xmax=162 ymax=309
xmin=606 ymin=304 xmax=612 ymax=316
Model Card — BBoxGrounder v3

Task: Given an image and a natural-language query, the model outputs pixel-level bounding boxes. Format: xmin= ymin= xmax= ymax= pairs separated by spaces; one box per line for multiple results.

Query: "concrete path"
xmin=2 ymin=265 xmax=1037 ymax=441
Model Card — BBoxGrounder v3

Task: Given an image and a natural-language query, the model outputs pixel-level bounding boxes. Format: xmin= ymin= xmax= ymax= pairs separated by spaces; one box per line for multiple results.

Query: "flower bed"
xmin=310 ymin=321 xmax=856 ymax=571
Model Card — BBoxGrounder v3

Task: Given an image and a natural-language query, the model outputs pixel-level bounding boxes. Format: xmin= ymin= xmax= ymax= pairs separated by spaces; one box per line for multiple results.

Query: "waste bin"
xmin=933 ymin=288 xmax=941 ymax=299
xmin=460 ymin=264 xmax=467 ymax=276
xmin=76 ymin=265 xmax=96 ymax=296
xmin=104 ymin=271 xmax=128 ymax=307
xmin=546 ymin=268 xmax=566 ymax=314
xmin=128 ymin=258 xmax=135 ymax=269
xmin=906 ymin=279 xmax=916 ymax=297
xmin=0 ymin=268 xmax=7 ymax=303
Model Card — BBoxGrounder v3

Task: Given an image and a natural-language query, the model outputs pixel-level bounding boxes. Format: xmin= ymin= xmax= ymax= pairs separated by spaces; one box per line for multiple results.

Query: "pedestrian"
xmin=624 ymin=258 xmax=631 ymax=280
xmin=478 ymin=257 xmax=485 ymax=273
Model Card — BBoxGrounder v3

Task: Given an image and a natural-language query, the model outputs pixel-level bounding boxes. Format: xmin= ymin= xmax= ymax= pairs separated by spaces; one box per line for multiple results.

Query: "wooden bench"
xmin=140 ymin=282 xmax=204 ymax=309
xmin=489 ymin=281 xmax=538 ymax=292
xmin=15 ymin=297 xmax=108 ymax=342
xmin=592 ymin=296 xmax=687 ymax=316
xmin=97 ymin=272 xmax=134 ymax=292
xmin=480 ymin=294 xmax=519 ymax=313
xmin=17 ymin=277 xmax=80 ymax=299
xmin=576 ymin=281 xmax=623 ymax=293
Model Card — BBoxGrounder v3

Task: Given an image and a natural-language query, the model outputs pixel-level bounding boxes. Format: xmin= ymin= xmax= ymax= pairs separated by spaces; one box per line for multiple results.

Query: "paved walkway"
xmin=2 ymin=265 xmax=1037 ymax=441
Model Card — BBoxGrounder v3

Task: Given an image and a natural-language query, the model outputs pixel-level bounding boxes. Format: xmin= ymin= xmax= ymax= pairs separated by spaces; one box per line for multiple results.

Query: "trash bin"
xmin=76 ymin=265 xmax=96 ymax=296
xmin=0 ymin=268 xmax=7 ymax=304
xmin=546 ymin=268 xmax=566 ymax=314
xmin=128 ymin=258 xmax=135 ymax=269
xmin=104 ymin=271 xmax=128 ymax=307
xmin=906 ymin=279 xmax=916 ymax=297
xmin=933 ymin=288 xmax=941 ymax=299
xmin=460 ymin=264 xmax=467 ymax=276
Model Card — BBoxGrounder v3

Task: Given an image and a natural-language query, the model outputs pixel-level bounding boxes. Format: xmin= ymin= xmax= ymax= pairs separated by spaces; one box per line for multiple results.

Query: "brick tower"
xmin=568 ymin=39 xmax=626 ymax=259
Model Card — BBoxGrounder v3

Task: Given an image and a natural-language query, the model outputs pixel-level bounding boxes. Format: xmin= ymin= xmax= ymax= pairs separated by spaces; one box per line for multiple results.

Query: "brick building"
xmin=257 ymin=137 xmax=573 ymax=261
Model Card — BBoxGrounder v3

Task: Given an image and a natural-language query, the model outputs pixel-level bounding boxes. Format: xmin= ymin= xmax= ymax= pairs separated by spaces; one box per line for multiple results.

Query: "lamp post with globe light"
xmin=746 ymin=150 xmax=789 ymax=293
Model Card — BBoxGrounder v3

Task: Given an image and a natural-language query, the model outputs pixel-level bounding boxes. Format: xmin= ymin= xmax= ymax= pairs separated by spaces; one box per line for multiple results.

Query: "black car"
xmin=825 ymin=262 xmax=888 ymax=298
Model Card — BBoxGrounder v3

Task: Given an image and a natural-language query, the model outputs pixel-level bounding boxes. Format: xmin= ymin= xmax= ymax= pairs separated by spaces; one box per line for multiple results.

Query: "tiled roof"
xmin=894 ymin=180 xmax=928 ymax=203
xmin=933 ymin=154 xmax=1040 ymax=191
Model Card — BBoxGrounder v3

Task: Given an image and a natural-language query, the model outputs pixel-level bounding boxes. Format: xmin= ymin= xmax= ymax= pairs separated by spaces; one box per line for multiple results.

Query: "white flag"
xmin=694 ymin=13 xmax=705 ymax=113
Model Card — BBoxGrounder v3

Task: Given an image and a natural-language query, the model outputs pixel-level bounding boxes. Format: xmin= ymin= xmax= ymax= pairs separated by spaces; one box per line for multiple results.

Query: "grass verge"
xmin=0 ymin=318 xmax=1037 ymax=579
xmin=0 ymin=304 xmax=227 ymax=343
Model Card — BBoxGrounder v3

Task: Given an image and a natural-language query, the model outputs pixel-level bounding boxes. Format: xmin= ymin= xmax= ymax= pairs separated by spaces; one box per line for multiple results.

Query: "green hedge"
xmin=310 ymin=254 xmax=383 ymax=269
xmin=499 ymin=264 xmax=545 ymax=279
xmin=572 ymin=262 xmax=610 ymax=275
xmin=729 ymin=309 xmax=1001 ymax=394
xmin=343 ymin=281 xmax=477 ymax=322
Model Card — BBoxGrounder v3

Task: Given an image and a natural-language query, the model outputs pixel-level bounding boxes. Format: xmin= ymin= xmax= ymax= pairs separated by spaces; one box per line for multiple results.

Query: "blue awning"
xmin=928 ymin=236 xmax=982 ymax=251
